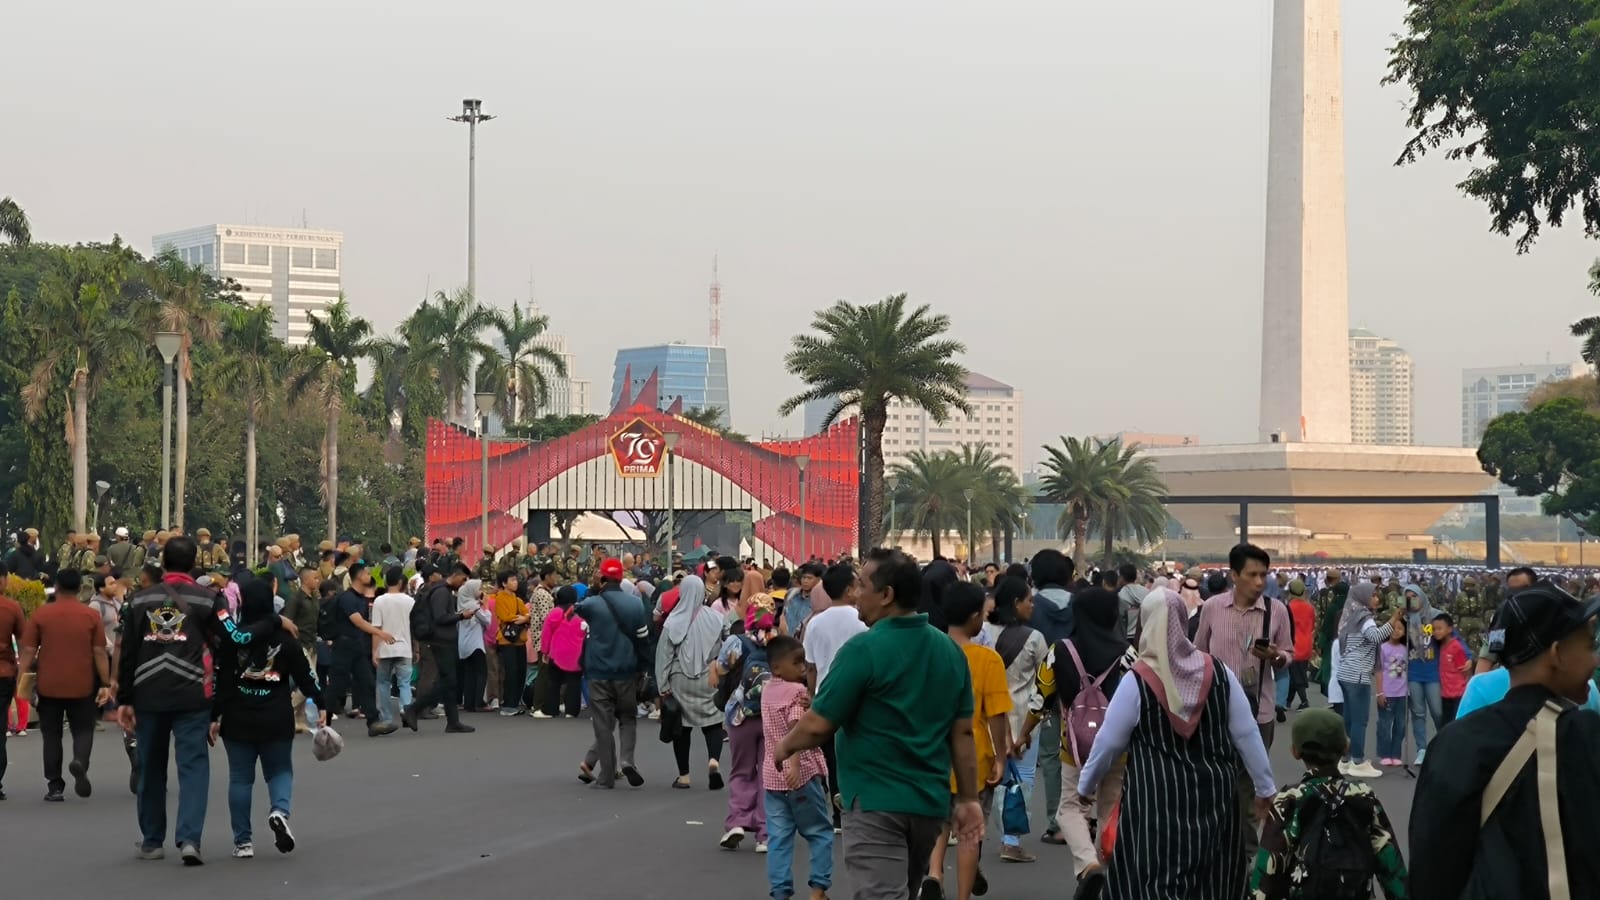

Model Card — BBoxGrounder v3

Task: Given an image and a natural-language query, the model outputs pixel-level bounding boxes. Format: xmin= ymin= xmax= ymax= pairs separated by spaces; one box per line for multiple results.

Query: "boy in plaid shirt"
xmin=762 ymin=636 xmax=832 ymax=900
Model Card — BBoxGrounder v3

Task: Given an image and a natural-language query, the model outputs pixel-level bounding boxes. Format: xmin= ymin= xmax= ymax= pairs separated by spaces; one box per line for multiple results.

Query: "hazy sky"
xmin=7 ymin=2 xmax=1597 ymax=465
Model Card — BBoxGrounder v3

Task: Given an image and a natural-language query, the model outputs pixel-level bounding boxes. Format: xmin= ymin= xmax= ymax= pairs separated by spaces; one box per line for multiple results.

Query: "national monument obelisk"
xmin=1258 ymin=0 xmax=1351 ymax=444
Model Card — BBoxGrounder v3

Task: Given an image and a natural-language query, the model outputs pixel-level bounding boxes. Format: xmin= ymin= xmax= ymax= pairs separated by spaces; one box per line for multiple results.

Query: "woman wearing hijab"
xmin=1401 ymin=583 xmax=1444 ymax=765
xmin=210 ymin=577 xmax=326 ymax=859
xmin=1335 ymin=581 xmax=1402 ymax=779
xmin=1023 ymin=586 xmax=1130 ymax=891
xmin=655 ymin=575 xmax=727 ymax=790
xmin=1078 ymin=590 xmax=1276 ymax=900
xmin=456 ymin=579 xmax=492 ymax=713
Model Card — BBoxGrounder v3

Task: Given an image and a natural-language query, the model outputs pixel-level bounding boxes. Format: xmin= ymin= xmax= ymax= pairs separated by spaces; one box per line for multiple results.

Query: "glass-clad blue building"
xmin=611 ymin=343 xmax=731 ymax=428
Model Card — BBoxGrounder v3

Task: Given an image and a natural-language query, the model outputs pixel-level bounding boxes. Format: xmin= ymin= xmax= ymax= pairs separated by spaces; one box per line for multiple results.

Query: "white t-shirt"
xmin=803 ymin=604 xmax=868 ymax=687
xmin=370 ymin=592 xmax=415 ymax=660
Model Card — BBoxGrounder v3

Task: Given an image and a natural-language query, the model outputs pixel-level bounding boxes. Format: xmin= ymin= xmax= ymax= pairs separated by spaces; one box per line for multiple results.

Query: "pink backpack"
xmin=1061 ymin=640 xmax=1115 ymax=765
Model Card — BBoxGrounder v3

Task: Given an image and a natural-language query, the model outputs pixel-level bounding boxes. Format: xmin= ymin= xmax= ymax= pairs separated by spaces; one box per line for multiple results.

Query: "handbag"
xmin=658 ymin=692 xmax=683 ymax=743
xmin=1001 ymin=759 xmax=1030 ymax=836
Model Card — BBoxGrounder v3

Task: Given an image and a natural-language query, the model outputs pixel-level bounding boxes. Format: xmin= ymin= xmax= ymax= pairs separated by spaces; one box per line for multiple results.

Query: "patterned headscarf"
xmin=1132 ymin=588 xmax=1215 ymax=740
xmin=1339 ymin=581 xmax=1377 ymax=647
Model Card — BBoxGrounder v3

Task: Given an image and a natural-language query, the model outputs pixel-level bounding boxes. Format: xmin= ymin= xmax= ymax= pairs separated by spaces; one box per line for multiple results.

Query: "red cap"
xmin=599 ymin=558 xmax=625 ymax=581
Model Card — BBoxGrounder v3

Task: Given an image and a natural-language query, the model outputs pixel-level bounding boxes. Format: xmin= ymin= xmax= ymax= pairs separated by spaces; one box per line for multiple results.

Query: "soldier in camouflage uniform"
xmin=1452 ymin=576 xmax=1489 ymax=661
xmin=475 ymin=548 xmax=497 ymax=581
xmin=56 ymin=530 xmax=80 ymax=574
xmin=557 ymin=545 xmax=581 ymax=585
xmin=1311 ymin=570 xmax=1346 ymax=694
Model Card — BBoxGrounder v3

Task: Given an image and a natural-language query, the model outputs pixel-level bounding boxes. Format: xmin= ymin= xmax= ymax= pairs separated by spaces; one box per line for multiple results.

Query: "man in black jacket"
xmin=402 ymin=563 xmax=475 ymax=734
xmin=1409 ymin=582 xmax=1600 ymax=900
xmin=115 ymin=536 xmax=282 ymax=866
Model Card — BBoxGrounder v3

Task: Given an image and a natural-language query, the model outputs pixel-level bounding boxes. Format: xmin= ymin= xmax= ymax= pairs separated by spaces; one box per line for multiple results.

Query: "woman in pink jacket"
xmin=538 ymin=585 xmax=586 ymax=718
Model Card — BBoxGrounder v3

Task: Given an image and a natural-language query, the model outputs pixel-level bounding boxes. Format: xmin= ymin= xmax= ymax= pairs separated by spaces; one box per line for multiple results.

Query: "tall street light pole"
xmin=449 ymin=99 xmax=495 ymax=305
xmin=795 ymin=454 xmax=811 ymax=565
xmin=475 ymin=392 xmax=496 ymax=556
xmin=886 ymin=473 xmax=898 ymax=547
xmin=963 ymin=488 xmax=975 ymax=567
xmin=155 ymin=332 xmax=181 ymax=530
xmin=664 ymin=431 xmax=680 ymax=569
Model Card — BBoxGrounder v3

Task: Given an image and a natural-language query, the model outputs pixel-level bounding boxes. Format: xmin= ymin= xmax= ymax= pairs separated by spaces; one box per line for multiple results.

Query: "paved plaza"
xmin=0 ymin=701 xmax=1418 ymax=900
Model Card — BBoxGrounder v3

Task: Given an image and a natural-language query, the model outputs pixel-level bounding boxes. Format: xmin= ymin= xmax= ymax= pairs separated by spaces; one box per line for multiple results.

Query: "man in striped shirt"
xmin=1195 ymin=542 xmax=1291 ymax=862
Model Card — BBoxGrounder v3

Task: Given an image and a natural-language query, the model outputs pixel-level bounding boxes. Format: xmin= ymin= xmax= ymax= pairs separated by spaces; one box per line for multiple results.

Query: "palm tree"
xmin=0 ymin=197 xmax=29 ymax=246
xmin=365 ymin=312 xmax=440 ymax=453
xmin=147 ymin=250 xmax=222 ymax=532
xmin=412 ymin=287 xmax=497 ymax=423
xmin=1086 ymin=441 xmax=1168 ymax=568
xmin=216 ymin=305 xmax=287 ymax=560
xmin=477 ymin=301 xmax=566 ymax=424
xmin=889 ymin=451 xmax=972 ymax=560
xmin=1569 ymin=259 xmax=1600 ymax=373
xmin=291 ymin=298 xmax=374 ymax=542
xmin=781 ymin=295 xmax=969 ymax=552
xmin=20 ymin=242 xmax=146 ymax=531
xmin=1038 ymin=436 xmax=1117 ymax=571
xmin=957 ymin=443 xmax=1029 ymax=564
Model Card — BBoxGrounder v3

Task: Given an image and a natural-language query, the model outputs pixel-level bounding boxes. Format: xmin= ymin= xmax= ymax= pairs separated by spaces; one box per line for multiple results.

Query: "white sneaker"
xmin=1337 ymin=760 xmax=1353 ymax=775
xmin=232 ymin=843 xmax=254 ymax=859
xmin=531 ymin=711 xmax=551 ymax=719
xmin=1414 ymin=748 xmax=1427 ymax=767
xmin=1349 ymin=762 xmax=1384 ymax=779
xmin=719 ymin=827 xmax=745 ymax=850
xmin=755 ymin=842 xmax=768 ymax=854
xmin=486 ymin=699 xmax=501 ymax=711
xmin=268 ymin=810 xmax=296 ymax=854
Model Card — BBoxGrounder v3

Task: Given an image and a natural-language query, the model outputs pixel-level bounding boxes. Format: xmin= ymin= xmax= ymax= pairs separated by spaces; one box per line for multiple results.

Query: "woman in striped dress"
xmin=1078 ymin=590 xmax=1277 ymax=900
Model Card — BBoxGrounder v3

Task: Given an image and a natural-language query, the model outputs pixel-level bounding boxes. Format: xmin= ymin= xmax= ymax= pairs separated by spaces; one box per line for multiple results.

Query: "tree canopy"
xmin=1478 ymin=396 xmax=1600 ymax=532
xmin=1386 ymin=1 xmax=1600 ymax=251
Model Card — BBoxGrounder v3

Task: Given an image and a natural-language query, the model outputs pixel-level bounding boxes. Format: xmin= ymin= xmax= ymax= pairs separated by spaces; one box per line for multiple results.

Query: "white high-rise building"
xmin=803 ymin=371 xmax=1024 ymax=479
xmin=152 ymin=224 xmax=343 ymax=346
xmin=1461 ymin=362 xmax=1579 ymax=446
xmin=514 ymin=304 xmax=591 ymax=418
xmin=1348 ymin=328 xmax=1414 ymax=446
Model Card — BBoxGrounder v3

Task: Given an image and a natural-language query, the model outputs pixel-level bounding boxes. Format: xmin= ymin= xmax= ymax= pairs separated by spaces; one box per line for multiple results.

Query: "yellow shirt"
xmin=493 ymin=590 xmax=530 ymax=645
xmin=952 ymin=641 xmax=1012 ymax=793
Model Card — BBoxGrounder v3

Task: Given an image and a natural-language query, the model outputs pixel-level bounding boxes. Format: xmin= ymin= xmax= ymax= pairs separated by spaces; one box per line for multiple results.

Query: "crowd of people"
xmin=1 ymin=521 xmax=1597 ymax=899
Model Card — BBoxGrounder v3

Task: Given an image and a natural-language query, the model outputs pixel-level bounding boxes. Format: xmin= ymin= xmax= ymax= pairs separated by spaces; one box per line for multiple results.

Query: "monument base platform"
xmin=1140 ymin=443 xmax=1494 ymax=540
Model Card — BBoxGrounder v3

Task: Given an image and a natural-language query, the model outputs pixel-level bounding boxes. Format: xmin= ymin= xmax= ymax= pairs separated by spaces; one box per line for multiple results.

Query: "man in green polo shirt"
xmin=775 ymin=547 xmax=983 ymax=900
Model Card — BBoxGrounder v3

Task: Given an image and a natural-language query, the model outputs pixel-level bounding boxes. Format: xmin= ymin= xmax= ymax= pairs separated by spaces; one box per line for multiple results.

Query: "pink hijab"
xmin=1132 ymin=588 xmax=1214 ymax=740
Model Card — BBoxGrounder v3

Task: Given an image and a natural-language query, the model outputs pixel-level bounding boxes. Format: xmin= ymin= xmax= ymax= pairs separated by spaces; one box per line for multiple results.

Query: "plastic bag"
xmin=312 ymin=724 xmax=344 ymax=762
xmin=1001 ymin=759 xmax=1030 ymax=836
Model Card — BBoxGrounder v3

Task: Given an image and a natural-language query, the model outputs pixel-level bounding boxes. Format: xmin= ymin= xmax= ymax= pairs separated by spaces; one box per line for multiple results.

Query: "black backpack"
xmin=1294 ymin=782 xmax=1375 ymax=900
xmin=318 ymin=595 xmax=340 ymax=639
xmin=411 ymin=583 xmax=442 ymax=642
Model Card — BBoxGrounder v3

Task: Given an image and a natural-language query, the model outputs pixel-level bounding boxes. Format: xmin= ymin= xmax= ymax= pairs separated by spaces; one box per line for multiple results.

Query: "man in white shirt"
xmin=370 ymin=566 xmax=416 ymax=730
xmin=800 ymin=562 xmax=867 ymax=834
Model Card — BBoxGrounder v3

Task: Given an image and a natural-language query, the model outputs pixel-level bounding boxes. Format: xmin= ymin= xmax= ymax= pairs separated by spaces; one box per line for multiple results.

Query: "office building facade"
xmin=803 ymin=371 xmax=1024 ymax=479
xmin=522 ymin=304 xmax=592 ymax=418
xmin=1461 ymin=362 xmax=1578 ymax=446
xmin=152 ymin=224 xmax=343 ymax=346
xmin=1348 ymin=328 xmax=1414 ymax=446
xmin=611 ymin=343 xmax=731 ymax=427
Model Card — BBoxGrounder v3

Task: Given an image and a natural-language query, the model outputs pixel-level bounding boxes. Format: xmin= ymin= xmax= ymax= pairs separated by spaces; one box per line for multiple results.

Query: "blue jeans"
xmin=764 ymin=778 xmax=834 ymax=899
xmin=1275 ymin=666 xmax=1291 ymax=707
xmin=1408 ymin=680 xmax=1443 ymax=755
xmin=1338 ymin=681 xmax=1372 ymax=763
xmin=999 ymin=736 xmax=1038 ymax=846
xmin=1375 ymin=695 xmax=1407 ymax=760
xmin=134 ymin=708 xmax=211 ymax=850
xmin=375 ymin=657 xmax=414 ymax=725
xmin=223 ymin=738 xmax=294 ymax=846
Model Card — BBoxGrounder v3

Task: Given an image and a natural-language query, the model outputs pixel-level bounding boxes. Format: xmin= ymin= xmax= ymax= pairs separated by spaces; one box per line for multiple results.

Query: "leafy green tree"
xmin=889 ymin=450 xmax=972 ymax=560
xmin=1387 ymin=2 xmax=1600 ymax=250
xmin=0 ymin=197 xmax=28 ymax=247
xmin=478 ymin=301 xmax=566 ymax=424
xmin=291 ymin=299 xmax=374 ymax=541
xmin=147 ymin=249 xmax=225 ymax=531
xmin=1478 ymin=396 xmax=1600 ymax=533
xmin=1086 ymin=441 xmax=1168 ymax=568
xmin=781 ymin=294 xmax=969 ymax=552
xmin=1038 ymin=437 xmax=1167 ymax=571
xmin=680 ymin=406 xmax=747 ymax=441
xmin=215 ymin=305 xmax=287 ymax=557
xmin=1568 ymin=260 xmax=1600 ymax=374
xmin=956 ymin=443 xmax=1029 ymax=564
xmin=504 ymin=414 xmax=602 ymax=442
xmin=20 ymin=241 xmax=147 ymax=532
xmin=413 ymin=287 xmax=496 ymax=423
xmin=365 ymin=312 xmax=443 ymax=453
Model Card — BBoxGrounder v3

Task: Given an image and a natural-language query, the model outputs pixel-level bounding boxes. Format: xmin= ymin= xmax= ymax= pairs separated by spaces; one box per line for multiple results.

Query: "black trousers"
xmin=38 ymin=695 xmax=96 ymax=792
xmin=411 ymin=642 xmax=461 ymax=726
xmin=497 ymin=645 xmax=527 ymax=709
xmin=0 ymin=677 xmax=13 ymax=791
xmin=672 ymin=724 xmax=725 ymax=776
xmin=459 ymin=650 xmax=487 ymax=711
xmin=329 ymin=638 xmax=379 ymax=722
xmin=1288 ymin=660 xmax=1311 ymax=706
xmin=543 ymin=666 xmax=582 ymax=717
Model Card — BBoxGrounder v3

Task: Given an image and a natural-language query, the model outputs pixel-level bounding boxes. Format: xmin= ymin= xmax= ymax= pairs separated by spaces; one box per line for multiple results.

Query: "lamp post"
xmin=664 ymin=431 xmax=681 ymax=568
xmin=92 ymin=480 xmax=110 ymax=533
xmin=963 ymin=488 xmax=975 ymax=566
xmin=449 ymin=99 xmax=495 ymax=306
xmin=795 ymin=454 xmax=811 ymax=565
xmin=155 ymin=332 xmax=181 ymax=529
xmin=886 ymin=473 xmax=898 ymax=547
xmin=475 ymin=392 xmax=496 ymax=555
